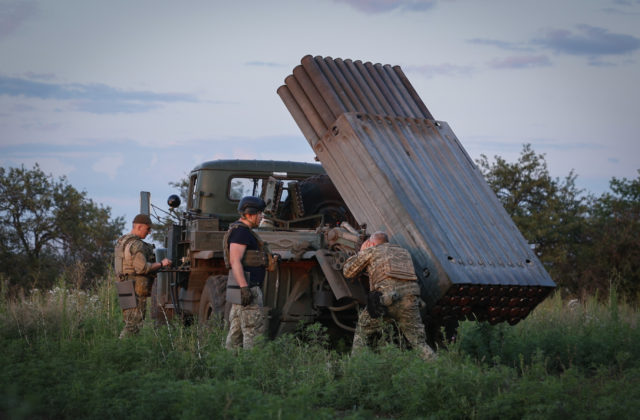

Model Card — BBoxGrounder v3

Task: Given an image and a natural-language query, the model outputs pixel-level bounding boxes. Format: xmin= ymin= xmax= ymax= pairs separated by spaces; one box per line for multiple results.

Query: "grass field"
xmin=1 ymin=280 xmax=639 ymax=419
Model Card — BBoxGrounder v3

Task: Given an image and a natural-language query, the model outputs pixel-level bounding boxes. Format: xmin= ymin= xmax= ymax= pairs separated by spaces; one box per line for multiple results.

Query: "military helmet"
xmin=237 ymin=196 xmax=266 ymax=215
xmin=132 ymin=213 xmax=152 ymax=226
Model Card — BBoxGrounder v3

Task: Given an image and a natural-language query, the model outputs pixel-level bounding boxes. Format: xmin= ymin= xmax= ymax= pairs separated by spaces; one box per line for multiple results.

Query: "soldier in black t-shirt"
xmin=224 ymin=196 xmax=269 ymax=350
xmin=227 ymin=226 xmax=266 ymax=288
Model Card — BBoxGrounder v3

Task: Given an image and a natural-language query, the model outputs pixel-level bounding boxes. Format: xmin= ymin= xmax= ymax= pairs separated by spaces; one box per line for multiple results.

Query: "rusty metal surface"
xmin=314 ymin=113 xmax=555 ymax=300
xmin=278 ymin=55 xmax=433 ymax=147
xmin=279 ymin=55 xmax=555 ymax=326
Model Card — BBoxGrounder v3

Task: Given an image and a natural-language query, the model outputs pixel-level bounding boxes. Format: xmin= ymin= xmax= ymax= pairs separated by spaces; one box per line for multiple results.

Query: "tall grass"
xmin=1 ymin=278 xmax=639 ymax=419
xmin=457 ymin=290 xmax=640 ymax=375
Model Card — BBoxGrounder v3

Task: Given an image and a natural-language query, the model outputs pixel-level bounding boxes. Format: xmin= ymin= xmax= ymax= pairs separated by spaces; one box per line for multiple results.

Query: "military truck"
xmin=151 ymin=159 xmax=368 ymax=339
xmin=149 ymin=55 xmax=556 ymax=344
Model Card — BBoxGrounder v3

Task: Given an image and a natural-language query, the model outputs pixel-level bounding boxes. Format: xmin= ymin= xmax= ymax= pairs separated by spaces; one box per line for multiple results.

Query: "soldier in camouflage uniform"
xmin=343 ymin=231 xmax=436 ymax=361
xmin=224 ymin=196 xmax=275 ymax=350
xmin=114 ymin=214 xmax=171 ymax=339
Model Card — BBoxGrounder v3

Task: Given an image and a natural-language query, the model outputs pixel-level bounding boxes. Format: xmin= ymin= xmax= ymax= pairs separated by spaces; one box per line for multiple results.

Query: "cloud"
xmin=331 ymin=0 xmax=436 ymax=13
xmin=1 ymin=157 xmax=76 ymax=179
xmin=72 ymin=100 xmax=162 ymax=114
xmin=0 ymin=0 xmax=37 ymax=40
xmin=467 ymin=38 xmax=534 ymax=52
xmin=23 ymin=71 xmax=56 ymax=81
xmin=488 ymin=55 xmax=552 ymax=69
xmin=92 ymin=154 xmax=125 ymax=180
xmin=404 ymin=63 xmax=475 ymax=78
xmin=0 ymin=75 xmax=199 ymax=114
xmin=603 ymin=0 xmax=640 ymax=14
xmin=533 ymin=24 xmax=640 ymax=57
xmin=245 ymin=61 xmax=284 ymax=68
xmin=601 ymin=7 xmax=640 ymax=14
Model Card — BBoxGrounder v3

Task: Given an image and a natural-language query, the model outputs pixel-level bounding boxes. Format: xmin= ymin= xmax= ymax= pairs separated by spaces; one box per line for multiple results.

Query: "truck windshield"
xmin=229 ymin=176 xmax=297 ymax=202
xmin=229 ymin=177 xmax=263 ymax=200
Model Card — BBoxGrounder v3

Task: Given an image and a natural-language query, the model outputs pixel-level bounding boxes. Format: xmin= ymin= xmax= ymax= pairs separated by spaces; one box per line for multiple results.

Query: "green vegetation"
xmin=0 ymin=164 xmax=125 ymax=293
xmin=1 ymin=148 xmax=639 ymax=418
xmin=477 ymin=144 xmax=640 ymax=301
xmin=2 ymin=280 xmax=639 ymax=419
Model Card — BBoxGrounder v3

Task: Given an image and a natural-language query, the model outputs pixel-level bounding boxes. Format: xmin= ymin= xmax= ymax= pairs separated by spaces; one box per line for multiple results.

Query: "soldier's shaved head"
xmin=371 ymin=231 xmax=388 ymax=245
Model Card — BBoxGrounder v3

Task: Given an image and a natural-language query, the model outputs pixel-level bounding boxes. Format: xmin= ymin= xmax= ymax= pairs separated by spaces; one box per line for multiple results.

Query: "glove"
xmin=366 ymin=291 xmax=387 ymax=318
xmin=240 ymin=286 xmax=252 ymax=306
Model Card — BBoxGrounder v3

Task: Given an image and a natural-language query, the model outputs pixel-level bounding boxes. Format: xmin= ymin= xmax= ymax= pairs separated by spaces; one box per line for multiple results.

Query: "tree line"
xmin=0 ymin=164 xmax=124 ymax=293
xmin=1 ymin=146 xmax=638 ymax=301
xmin=477 ymin=144 xmax=639 ymax=301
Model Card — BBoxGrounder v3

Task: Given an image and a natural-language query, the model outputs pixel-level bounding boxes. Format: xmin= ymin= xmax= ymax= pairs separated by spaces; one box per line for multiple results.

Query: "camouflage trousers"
xmin=352 ymin=280 xmax=436 ymax=361
xmin=119 ymin=296 xmax=147 ymax=339
xmin=225 ymin=287 xmax=267 ymax=350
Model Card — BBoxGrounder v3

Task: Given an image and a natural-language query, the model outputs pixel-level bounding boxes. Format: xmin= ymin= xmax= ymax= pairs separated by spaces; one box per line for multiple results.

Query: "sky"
xmin=1 ymin=0 xmax=639 ymax=233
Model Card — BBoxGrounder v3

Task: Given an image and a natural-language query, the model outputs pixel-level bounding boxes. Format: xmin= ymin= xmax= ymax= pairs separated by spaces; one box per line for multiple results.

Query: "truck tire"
xmin=198 ymin=274 xmax=228 ymax=326
xmin=281 ymin=174 xmax=356 ymax=227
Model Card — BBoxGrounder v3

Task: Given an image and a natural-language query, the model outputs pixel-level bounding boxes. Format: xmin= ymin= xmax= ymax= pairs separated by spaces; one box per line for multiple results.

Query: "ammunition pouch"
xmin=116 ymin=280 xmax=137 ymax=310
xmin=366 ymin=291 xmax=387 ymax=319
xmin=375 ymin=281 xmax=420 ymax=302
xmin=226 ymin=271 xmax=251 ymax=305
xmin=242 ymin=250 xmax=267 ymax=267
xmin=379 ymin=290 xmax=400 ymax=306
xmin=267 ymin=252 xmax=279 ymax=272
xmin=133 ymin=276 xmax=154 ymax=298
xmin=264 ymin=242 xmax=278 ymax=272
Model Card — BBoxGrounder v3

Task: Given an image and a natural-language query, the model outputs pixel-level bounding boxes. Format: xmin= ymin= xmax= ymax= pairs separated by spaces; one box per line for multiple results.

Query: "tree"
xmin=476 ymin=144 xmax=588 ymax=290
xmin=0 ymin=164 xmax=125 ymax=291
xmin=582 ymin=171 xmax=640 ymax=299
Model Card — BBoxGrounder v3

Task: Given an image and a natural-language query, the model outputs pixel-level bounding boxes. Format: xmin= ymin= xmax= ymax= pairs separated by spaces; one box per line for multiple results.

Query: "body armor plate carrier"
xmin=223 ymin=221 xmax=270 ymax=269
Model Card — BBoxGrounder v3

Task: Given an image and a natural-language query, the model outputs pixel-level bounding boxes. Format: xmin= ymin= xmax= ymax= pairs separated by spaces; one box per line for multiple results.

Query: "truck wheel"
xmin=298 ymin=174 xmax=343 ymax=214
xmin=198 ymin=274 xmax=228 ymax=326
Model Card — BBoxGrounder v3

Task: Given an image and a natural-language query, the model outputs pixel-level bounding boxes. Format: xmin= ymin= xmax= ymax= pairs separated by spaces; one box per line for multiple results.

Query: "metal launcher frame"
xmin=278 ymin=55 xmax=555 ymax=326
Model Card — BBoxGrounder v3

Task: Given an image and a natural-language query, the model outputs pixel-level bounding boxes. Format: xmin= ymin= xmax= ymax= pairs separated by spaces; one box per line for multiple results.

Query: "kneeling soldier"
xmin=343 ymin=231 xmax=436 ymax=361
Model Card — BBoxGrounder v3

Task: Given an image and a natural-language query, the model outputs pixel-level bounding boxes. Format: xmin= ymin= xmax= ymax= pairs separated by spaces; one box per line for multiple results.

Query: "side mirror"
xmin=167 ymin=194 xmax=181 ymax=209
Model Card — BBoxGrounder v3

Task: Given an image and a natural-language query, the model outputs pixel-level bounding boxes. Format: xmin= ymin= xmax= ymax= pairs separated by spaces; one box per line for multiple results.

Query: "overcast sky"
xmin=1 ymin=0 xmax=639 ymax=232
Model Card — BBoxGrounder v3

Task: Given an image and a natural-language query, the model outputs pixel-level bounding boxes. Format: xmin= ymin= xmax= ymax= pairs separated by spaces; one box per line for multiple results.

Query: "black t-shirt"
xmin=228 ymin=223 xmax=266 ymax=287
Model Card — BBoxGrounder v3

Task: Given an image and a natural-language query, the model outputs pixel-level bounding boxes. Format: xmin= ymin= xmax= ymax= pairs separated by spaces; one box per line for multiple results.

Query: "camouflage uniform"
xmin=343 ymin=243 xmax=436 ymax=361
xmin=225 ymin=287 xmax=267 ymax=350
xmin=115 ymin=233 xmax=156 ymax=339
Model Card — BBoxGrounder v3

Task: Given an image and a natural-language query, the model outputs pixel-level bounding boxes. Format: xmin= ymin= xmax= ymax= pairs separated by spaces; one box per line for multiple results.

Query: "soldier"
xmin=343 ymin=231 xmax=436 ymax=361
xmin=223 ymin=196 xmax=276 ymax=350
xmin=114 ymin=214 xmax=171 ymax=339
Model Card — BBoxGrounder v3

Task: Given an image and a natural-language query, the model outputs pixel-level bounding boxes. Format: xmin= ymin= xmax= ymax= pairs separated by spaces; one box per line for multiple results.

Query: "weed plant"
xmin=1 ymin=278 xmax=639 ymax=419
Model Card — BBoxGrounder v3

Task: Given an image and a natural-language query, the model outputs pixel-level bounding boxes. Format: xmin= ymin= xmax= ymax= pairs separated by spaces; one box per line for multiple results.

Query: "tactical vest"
xmin=223 ymin=221 xmax=269 ymax=269
xmin=114 ymin=233 xmax=156 ymax=279
xmin=369 ymin=244 xmax=418 ymax=287
xmin=114 ymin=233 xmax=139 ymax=279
